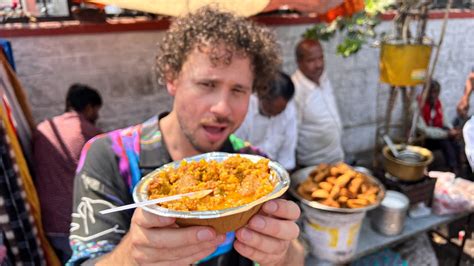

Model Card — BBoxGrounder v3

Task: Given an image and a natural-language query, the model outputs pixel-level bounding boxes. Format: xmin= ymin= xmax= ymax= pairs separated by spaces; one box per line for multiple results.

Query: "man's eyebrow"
xmin=234 ymin=84 xmax=252 ymax=91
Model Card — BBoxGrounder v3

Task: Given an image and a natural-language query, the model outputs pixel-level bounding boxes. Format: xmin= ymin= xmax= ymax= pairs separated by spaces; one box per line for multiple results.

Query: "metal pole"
xmin=408 ymin=0 xmax=453 ymax=143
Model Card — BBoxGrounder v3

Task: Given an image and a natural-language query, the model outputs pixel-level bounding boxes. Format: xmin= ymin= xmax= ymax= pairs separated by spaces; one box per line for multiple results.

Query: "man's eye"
xmin=232 ymin=87 xmax=248 ymax=95
xmin=199 ymin=82 xmax=214 ymax=88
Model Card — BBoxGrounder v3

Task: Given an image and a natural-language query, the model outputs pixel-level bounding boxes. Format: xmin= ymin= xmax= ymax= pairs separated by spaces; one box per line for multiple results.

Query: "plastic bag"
xmin=429 ymin=171 xmax=474 ymax=215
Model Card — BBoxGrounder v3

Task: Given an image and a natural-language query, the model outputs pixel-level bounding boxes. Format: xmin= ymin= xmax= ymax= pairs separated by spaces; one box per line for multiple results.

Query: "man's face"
xmin=428 ymin=89 xmax=440 ymax=105
xmin=83 ymin=104 xmax=101 ymax=124
xmin=259 ymin=96 xmax=288 ymax=117
xmin=167 ymin=46 xmax=253 ymax=153
xmin=297 ymin=43 xmax=324 ymax=84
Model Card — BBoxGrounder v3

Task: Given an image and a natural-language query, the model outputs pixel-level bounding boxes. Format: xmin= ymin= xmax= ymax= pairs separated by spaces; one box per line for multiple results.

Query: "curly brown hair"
xmin=156 ymin=6 xmax=281 ymax=93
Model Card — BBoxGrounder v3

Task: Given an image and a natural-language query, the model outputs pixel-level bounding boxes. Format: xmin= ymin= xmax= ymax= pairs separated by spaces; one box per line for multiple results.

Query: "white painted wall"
xmin=6 ymin=18 xmax=474 ymax=157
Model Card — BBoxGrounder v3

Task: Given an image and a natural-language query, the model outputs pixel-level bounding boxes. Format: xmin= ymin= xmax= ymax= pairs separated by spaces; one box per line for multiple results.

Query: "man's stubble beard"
xmin=177 ymin=113 xmax=228 ymax=154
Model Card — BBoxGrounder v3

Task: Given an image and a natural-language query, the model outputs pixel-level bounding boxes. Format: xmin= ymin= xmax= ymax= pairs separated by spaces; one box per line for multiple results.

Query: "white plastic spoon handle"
xmin=100 ymin=190 xmax=212 ymax=214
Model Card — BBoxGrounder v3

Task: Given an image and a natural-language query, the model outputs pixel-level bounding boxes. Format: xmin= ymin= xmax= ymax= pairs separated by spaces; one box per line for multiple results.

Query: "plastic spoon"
xmin=100 ymin=189 xmax=213 ymax=214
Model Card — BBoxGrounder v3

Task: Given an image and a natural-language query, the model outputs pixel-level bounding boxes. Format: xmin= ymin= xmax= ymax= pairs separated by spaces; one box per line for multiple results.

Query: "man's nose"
xmin=316 ymin=59 xmax=324 ymax=68
xmin=210 ymin=94 xmax=232 ymax=118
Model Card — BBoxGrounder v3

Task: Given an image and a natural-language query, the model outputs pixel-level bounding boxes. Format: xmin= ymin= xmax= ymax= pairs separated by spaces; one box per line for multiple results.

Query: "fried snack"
xmin=318 ymin=181 xmax=333 ymax=191
xmin=313 ymin=172 xmax=327 ymax=183
xmin=297 ymin=162 xmax=381 ymax=209
xmin=347 ymin=199 xmax=369 ymax=208
xmin=321 ymin=198 xmax=340 ymax=208
xmin=335 ymin=162 xmax=350 ymax=172
xmin=326 ymin=176 xmax=337 ymax=185
xmin=365 ymin=186 xmax=380 ymax=195
xmin=297 ymin=185 xmax=313 ymax=201
xmin=330 ymin=167 xmax=341 ymax=176
xmin=339 ymin=187 xmax=349 ymax=197
xmin=300 ymin=179 xmax=318 ymax=193
xmin=357 ymin=193 xmax=377 ymax=204
xmin=311 ymin=189 xmax=330 ymax=199
xmin=328 ymin=184 xmax=340 ymax=199
xmin=337 ymin=196 xmax=349 ymax=203
xmin=335 ymin=172 xmax=354 ymax=187
xmin=348 ymin=177 xmax=363 ymax=194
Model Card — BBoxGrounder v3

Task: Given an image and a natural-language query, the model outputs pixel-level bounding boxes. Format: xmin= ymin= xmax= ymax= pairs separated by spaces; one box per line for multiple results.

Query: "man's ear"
xmin=166 ymin=79 xmax=177 ymax=96
xmin=165 ymin=71 xmax=178 ymax=96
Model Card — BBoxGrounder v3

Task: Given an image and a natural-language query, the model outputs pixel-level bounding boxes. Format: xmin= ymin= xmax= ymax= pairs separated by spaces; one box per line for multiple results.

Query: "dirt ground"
xmin=431 ymin=215 xmax=474 ymax=266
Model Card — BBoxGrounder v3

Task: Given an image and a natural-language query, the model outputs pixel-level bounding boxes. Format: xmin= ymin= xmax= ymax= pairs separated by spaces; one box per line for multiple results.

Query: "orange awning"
xmin=85 ymin=0 xmax=345 ymax=17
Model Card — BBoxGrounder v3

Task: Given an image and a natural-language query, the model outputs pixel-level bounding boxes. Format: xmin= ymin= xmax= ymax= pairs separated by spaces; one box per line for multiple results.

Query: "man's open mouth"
xmin=202 ymin=124 xmax=228 ymax=142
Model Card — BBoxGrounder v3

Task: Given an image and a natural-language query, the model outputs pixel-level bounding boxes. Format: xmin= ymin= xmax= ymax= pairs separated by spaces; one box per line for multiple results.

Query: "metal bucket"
xmin=370 ymin=191 xmax=409 ymax=236
xmin=301 ymin=205 xmax=366 ymax=263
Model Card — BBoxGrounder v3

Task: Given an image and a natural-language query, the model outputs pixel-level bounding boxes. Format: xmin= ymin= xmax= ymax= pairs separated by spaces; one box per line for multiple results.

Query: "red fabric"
xmin=320 ymin=0 xmax=365 ymax=23
xmin=33 ymin=112 xmax=101 ymax=234
xmin=420 ymin=97 xmax=444 ymax=128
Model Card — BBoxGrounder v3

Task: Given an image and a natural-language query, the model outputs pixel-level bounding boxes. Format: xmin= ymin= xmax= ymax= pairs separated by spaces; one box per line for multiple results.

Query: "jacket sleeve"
xmin=68 ymin=136 xmax=133 ymax=265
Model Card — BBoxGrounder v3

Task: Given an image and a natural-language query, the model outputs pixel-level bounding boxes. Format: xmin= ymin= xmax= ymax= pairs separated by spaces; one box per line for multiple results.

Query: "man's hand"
xmin=98 ymin=208 xmax=225 ymax=265
xmin=457 ymin=96 xmax=470 ymax=117
xmin=234 ymin=199 xmax=302 ymax=266
xmin=448 ymin=128 xmax=461 ymax=139
xmin=458 ymin=71 xmax=474 ymax=115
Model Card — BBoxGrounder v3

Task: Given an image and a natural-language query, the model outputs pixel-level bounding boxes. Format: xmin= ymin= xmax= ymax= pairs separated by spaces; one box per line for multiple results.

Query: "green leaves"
xmin=365 ymin=0 xmax=395 ymax=16
xmin=337 ymin=37 xmax=364 ymax=57
xmin=304 ymin=0 xmax=393 ymax=57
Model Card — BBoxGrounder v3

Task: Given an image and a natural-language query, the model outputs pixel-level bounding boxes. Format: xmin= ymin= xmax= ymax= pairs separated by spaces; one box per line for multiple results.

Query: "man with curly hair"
xmin=67 ymin=7 xmax=303 ymax=266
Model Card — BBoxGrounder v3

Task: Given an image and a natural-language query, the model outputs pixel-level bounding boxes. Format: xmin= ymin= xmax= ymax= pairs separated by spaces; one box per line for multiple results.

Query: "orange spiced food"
xmin=147 ymin=156 xmax=275 ymax=211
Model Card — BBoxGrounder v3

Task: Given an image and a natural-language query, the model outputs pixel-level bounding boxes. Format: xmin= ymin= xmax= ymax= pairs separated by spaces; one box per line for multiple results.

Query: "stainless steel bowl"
xmin=397 ymin=150 xmax=425 ymax=163
xmin=289 ymin=166 xmax=385 ymax=213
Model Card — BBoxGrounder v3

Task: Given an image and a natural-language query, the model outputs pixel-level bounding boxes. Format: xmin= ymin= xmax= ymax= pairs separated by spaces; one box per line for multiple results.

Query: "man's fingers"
xmin=235 ymin=227 xmax=288 ymax=254
xmin=132 ymin=239 xmax=223 ymax=263
xmin=234 ymin=239 xmax=283 ymax=265
xmin=132 ymin=208 xmax=176 ymax=228
xmin=244 ymin=215 xmax=300 ymax=241
xmin=135 ymin=225 xmax=224 ymax=249
xmin=170 ymin=247 xmax=217 ymax=266
xmin=260 ymin=199 xmax=301 ymax=221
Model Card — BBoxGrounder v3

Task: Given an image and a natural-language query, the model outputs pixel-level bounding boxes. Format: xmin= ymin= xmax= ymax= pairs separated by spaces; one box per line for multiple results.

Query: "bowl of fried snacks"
xmin=290 ymin=163 xmax=385 ymax=213
xmin=133 ymin=152 xmax=290 ymax=233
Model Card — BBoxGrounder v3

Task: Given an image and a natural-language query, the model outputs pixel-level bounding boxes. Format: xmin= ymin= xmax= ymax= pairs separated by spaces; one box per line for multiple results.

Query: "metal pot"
xmin=370 ymin=190 xmax=409 ymax=236
xmin=382 ymin=145 xmax=433 ymax=182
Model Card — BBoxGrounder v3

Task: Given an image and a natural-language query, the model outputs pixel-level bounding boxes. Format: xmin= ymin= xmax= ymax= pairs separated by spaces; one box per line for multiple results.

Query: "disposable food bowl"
xmin=133 ymin=152 xmax=290 ymax=234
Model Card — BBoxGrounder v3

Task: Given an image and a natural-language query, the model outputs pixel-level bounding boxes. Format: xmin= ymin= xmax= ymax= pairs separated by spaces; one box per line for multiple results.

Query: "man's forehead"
xmin=191 ymin=43 xmax=249 ymax=62
xmin=181 ymin=46 xmax=253 ymax=86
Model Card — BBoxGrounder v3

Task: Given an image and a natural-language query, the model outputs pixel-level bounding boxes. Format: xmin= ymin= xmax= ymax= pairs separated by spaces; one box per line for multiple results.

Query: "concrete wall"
xmin=6 ymin=18 xmax=474 ymax=156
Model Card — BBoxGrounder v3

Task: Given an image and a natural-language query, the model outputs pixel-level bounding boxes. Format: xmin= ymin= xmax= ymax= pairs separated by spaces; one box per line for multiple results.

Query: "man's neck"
xmin=299 ymin=69 xmax=321 ymax=87
xmin=159 ymin=111 xmax=200 ymax=161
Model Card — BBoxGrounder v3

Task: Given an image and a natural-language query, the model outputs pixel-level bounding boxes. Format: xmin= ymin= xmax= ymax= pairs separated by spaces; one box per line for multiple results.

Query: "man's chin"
xmin=190 ymin=135 xmax=229 ymax=153
xmin=193 ymin=142 xmax=226 ymax=153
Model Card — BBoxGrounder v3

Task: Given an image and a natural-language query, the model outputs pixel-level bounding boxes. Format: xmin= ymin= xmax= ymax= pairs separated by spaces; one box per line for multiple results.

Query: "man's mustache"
xmin=200 ymin=116 xmax=232 ymax=125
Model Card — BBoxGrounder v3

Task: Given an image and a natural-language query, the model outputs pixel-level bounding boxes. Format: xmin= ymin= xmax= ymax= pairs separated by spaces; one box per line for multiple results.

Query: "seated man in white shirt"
xmin=291 ymin=39 xmax=344 ymax=167
xmin=235 ymin=72 xmax=297 ymax=170
xmin=464 ymin=117 xmax=474 ymax=174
